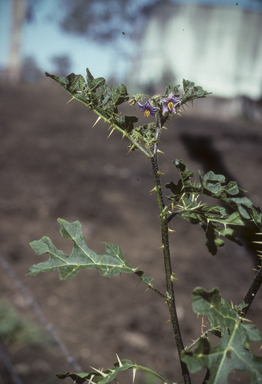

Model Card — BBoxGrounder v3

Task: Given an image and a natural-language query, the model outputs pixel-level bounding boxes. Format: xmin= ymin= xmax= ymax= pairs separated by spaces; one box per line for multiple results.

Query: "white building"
xmin=129 ymin=1 xmax=262 ymax=100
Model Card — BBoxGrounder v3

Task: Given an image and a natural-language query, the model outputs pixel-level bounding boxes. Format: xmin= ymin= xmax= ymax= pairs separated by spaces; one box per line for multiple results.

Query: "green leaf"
xmin=166 ymin=159 xmax=262 ymax=254
xmin=181 ymin=288 xmax=262 ymax=383
xmin=86 ymin=68 xmax=106 ymax=91
xmin=181 ymin=79 xmax=211 ymax=107
xmin=28 ymin=219 xmax=153 ymax=285
xmin=56 ymin=359 xmax=173 ymax=384
xmin=164 ymin=83 xmax=180 ymax=98
xmin=45 ymin=69 xmax=149 ymax=154
xmin=116 ymin=114 xmax=139 ymax=133
xmin=45 ymin=72 xmax=86 ymax=94
xmin=112 ymin=83 xmax=130 ymax=105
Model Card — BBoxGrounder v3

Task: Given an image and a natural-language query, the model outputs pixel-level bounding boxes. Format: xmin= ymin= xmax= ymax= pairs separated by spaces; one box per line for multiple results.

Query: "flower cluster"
xmin=138 ymin=93 xmax=181 ymax=118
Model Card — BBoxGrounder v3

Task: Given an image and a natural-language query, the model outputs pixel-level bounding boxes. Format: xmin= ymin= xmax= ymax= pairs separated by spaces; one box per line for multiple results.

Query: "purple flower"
xmin=138 ymin=101 xmax=159 ymax=117
xmin=162 ymin=93 xmax=181 ymax=114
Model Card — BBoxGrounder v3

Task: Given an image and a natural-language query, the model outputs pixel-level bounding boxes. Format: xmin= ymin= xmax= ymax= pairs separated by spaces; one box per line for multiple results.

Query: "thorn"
xmin=168 ymin=228 xmax=175 ymax=233
xmin=149 ymin=187 xmax=157 ymax=193
xmin=127 ymin=145 xmax=135 ymax=155
xmin=166 ymin=319 xmax=171 ymax=323
xmin=107 ymin=127 xmax=116 ymax=138
xmin=162 ymin=126 xmax=168 ymax=130
xmin=144 ymin=288 xmax=149 ymax=293
xmin=87 ymin=375 xmax=96 ymax=384
xmin=157 ymin=171 xmax=165 ymax=175
xmin=90 ymin=367 xmax=107 ymax=377
xmin=116 ymin=354 xmax=122 ymax=367
xmin=66 ymin=97 xmax=75 ymax=104
xmin=157 ymin=149 xmax=164 ymax=154
xmin=240 ymin=317 xmax=252 ymax=322
xmin=133 ymin=368 xmax=137 ymax=383
xmin=92 ymin=116 xmax=101 ymax=128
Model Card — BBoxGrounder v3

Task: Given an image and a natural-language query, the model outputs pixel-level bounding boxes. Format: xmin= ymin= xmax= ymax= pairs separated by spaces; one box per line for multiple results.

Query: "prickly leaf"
xmin=166 ymin=159 xmax=262 ymax=254
xmin=181 ymin=288 xmax=262 ymax=383
xmin=28 ymin=219 xmax=153 ymax=285
xmin=56 ymin=359 xmax=173 ymax=384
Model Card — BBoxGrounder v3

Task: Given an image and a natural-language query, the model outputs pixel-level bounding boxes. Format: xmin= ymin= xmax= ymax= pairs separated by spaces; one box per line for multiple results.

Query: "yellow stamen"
xmin=168 ymin=101 xmax=174 ymax=110
xmin=144 ymin=109 xmax=150 ymax=117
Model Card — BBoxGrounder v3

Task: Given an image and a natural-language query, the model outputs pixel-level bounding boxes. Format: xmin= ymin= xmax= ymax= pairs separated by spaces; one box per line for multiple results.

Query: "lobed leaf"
xmin=166 ymin=159 xmax=262 ymax=255
xmin=56 ymin=358 xmax=174 ymax=384
xmin=45 ymin=69 xmax=139 ymax=135
xmin=28 ymin=219 xmax=153 ymax=285
xmin=164 ymin=83 xmax=181 ymax=98
xmin=181 ymin=79 xmax=211 ymax=106
xmin=45 ymin=72 xmax=86 ymax=94
xmin=181 ymin=287 xmax=262 ymax=383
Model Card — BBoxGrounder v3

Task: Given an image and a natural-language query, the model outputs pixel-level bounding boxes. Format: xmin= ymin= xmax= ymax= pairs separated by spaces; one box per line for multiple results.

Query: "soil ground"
xmin=0 ymin=80 xmax=262 ymax=384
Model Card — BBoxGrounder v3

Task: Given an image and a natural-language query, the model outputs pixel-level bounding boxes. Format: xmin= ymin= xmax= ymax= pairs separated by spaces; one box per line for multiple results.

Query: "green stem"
xmin=132 ymin=364 xmax=173 ymax=384
xmin=185 ymin=326 xmax=221 ymax=351
xmin=150 ymin=152 xmax=191 ymax=384
xmin=72 ymin=94 xmax=151 ymax=158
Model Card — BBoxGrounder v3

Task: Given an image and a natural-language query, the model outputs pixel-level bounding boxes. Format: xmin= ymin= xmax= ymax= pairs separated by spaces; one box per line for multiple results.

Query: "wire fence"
xmin=0 ymin=251 xmax=83 ymax=383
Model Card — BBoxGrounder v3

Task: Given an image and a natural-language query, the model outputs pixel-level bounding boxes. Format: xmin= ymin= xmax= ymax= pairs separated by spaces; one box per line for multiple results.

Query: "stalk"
xmin=150 ymin=115 xmax=191 ymax=384
xmin=241 ymin=264 xmax=262 ymax=317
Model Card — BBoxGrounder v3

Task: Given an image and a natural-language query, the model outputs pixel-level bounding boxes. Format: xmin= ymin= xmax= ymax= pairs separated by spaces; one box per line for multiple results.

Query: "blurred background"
xmin=1 ymin=0 xmax=262 ymax=103
xmin=1 ymin=1 xmax=262 ymax=383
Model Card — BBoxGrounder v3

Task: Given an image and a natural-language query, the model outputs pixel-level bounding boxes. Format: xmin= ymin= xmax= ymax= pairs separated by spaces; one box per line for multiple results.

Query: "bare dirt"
xmin=0 ymin=80 xmax=262 ymax=384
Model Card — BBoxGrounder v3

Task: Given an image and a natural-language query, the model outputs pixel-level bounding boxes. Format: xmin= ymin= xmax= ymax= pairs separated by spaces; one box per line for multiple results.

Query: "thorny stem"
xmin=150 ymin=117 xmax=191 ymax=384
xmin=148 ymin=283 xmax=167 ymax=300
xmin=72 ymin=92 xmax=152 ymax=159
xmin=241 ymin=264 xmax=262 ymax=317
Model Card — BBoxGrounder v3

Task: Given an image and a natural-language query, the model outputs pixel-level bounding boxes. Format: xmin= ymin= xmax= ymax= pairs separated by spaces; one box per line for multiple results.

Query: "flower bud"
xmin=129 ymin=97 xmax=136 ymax=106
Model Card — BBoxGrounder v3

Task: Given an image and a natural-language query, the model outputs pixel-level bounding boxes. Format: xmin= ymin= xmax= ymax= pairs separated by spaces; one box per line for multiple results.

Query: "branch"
xmin=148 ymin=283 xmax=167 ymax=300
xmin=240 ymin=264 xmax=262 ymax=317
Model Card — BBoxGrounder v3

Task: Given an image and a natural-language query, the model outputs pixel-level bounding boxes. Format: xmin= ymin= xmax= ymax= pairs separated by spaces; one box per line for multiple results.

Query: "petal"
xmin=138 ymin=102 xmax=146 ymax=112
xmin=161 ymin=98 xmax=169 ymax=114
xmin=138 ymin=101 xmax=159 ymax=116
xmin=150 ymin=109 xmax=159 ymax=116
xmin=162 ymin=106 xmax=169 ymax=114
xmin=170 ymin=96 xmax=182 ymax=105
xmin=151 ymin=106 xmax=160 ymax=112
